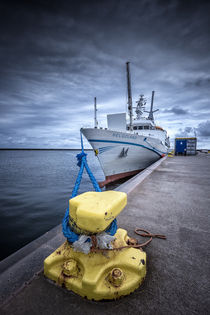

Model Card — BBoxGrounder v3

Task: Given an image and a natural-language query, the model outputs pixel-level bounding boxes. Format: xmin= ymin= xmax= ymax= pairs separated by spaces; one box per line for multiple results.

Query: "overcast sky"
xmin=0 ymin=0 xmax=210 ymax=148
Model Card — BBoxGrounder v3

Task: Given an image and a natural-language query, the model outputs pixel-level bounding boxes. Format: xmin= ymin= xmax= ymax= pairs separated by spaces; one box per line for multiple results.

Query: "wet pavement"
xmin=1 ymin=154 xmax=210 ymax=315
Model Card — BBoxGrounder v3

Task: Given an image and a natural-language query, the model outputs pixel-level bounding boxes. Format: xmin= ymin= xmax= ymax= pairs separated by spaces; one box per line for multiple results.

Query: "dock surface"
xmin=1 ymin=154 xmax=210 ymax=314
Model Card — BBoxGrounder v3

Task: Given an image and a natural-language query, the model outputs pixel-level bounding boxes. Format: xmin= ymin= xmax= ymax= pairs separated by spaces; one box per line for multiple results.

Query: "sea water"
xmin=0 ymin=150 xmax=105 ymax=261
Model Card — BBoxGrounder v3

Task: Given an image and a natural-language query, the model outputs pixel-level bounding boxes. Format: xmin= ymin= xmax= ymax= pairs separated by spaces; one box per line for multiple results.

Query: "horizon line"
xmin=0 ymin=148 xmax=93 ymax=150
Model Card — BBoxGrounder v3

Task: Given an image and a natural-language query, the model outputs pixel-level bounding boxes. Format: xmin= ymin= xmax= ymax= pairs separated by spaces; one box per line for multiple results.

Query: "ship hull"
xmin=98 ymin=169 xmax=142 ymax=187
xmin=81 ymin=128 xmax=167 ymax=187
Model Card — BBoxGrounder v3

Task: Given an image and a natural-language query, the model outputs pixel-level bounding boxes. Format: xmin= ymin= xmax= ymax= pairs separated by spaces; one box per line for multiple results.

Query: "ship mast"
xmin=126 ymin=62 xmax=133 ymax=131
xmin=94 ymin=97 xmax=98 ymax=128
xmin=145 ymin=91 xmax=159 ymax=123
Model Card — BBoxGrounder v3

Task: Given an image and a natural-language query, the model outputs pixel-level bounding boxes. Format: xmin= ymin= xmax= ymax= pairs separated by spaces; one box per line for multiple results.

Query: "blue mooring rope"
xmin=62 ymin=131 xmax=117 ymax=243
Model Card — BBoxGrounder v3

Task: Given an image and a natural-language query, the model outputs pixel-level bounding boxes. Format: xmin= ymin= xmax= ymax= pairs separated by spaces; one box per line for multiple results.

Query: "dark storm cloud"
xmin=184 ymin=127 xmax=193 ymax=134
xmin=196 ymin=120 xmax=210 ymax=137
xmin=185 ymin=77 xmax=210 ymax=88
xmin=175 ymin=126 xmax=194 ymax=137
xmin=0 ymin=0 xmax=210 ymax=148
xmin=163 ymin=107 xmax=189 ymax=115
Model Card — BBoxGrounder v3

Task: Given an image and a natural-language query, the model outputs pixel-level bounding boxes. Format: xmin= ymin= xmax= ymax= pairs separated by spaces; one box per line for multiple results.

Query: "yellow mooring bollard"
xmin=44 ymin=191 xmax=146 ymax=300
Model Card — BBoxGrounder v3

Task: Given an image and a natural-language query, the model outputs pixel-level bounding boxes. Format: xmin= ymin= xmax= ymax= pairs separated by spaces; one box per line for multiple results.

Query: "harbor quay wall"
xmin=0 ymin=153 xmax=210 ymax=314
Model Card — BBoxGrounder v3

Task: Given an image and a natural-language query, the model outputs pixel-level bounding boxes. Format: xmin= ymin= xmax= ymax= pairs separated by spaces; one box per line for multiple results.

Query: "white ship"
xmin=81 ymin=62 xmax=170 ymax=187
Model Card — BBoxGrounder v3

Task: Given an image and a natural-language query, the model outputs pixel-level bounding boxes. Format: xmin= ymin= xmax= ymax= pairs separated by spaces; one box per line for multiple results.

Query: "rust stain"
xmin=127 ymin=237 xmax=138 ymax=246
xmin=58 ymin=271 xmax=65 ymax=287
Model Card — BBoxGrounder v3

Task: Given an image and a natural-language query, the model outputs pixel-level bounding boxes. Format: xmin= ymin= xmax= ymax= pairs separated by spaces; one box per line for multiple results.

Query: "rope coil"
xmin=90 ymin=228 xmax=166 ymax=252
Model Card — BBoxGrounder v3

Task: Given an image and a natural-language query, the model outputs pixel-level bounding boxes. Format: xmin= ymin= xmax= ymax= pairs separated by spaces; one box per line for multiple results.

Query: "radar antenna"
xmin=135 ymin=95 xmax=147 ymax=120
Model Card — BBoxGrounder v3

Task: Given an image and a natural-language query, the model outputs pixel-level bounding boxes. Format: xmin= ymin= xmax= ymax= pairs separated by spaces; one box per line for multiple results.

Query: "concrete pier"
xmin=1 ymin=153 xmax=210 ymax=314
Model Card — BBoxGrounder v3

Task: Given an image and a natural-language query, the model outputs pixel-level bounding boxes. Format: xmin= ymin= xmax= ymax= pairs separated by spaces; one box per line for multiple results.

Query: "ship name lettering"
xmin=112 ymin=132 xmax=137 ymax=140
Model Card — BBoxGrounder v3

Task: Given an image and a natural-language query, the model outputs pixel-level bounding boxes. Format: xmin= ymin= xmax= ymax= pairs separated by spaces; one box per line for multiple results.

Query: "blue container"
xmin=175 ymin=139 xmax=187 ymax=155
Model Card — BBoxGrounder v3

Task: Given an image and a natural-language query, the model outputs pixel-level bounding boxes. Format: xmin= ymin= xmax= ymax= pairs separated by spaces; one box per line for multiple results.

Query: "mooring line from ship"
xmin=62 ymin=131 xmax=118 ymax=243
xmin=90 ymin=228 xmax=166 ymax=253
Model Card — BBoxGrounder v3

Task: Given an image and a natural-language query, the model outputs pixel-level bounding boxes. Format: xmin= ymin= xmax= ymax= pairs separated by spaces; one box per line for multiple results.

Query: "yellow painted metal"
xmin=175 ymin=137 xmax=196 ymax=140
xmin=168 ymin=150 xmax=174 ymax=158
xmin=69 ymin=191 xmax=127 ymax=233
xmin=44 ymin=228 xmax=146 ymax=300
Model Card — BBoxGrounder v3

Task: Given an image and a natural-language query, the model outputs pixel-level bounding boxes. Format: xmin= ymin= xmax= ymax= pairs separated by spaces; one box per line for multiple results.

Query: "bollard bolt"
xmin=63 ymin=259 xmax=78 ymax=277
xmin=108 ymin=268 xmax=124 ymax=287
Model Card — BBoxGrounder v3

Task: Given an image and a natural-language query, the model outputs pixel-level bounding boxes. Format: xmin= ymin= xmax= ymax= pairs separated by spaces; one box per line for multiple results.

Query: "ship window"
xmin=138 ymin=126 xmax=143 ymax=130
xmin=144 ymin=126 xmax=149 ymax=129
xmin=133 ymin=126 xmax=137 ymax=130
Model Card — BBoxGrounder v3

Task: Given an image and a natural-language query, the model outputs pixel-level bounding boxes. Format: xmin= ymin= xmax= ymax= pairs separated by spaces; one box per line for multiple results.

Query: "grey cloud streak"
xmin=163 ymin=107 xmax=189 ymax=115
xmin=197 ymin=121 xmax=210 ymax=137
xmin=0 ymin=0 xmax=210 ymax=148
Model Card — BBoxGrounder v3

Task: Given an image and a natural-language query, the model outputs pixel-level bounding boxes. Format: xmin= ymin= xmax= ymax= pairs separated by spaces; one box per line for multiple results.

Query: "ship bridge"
xmin=127 ymin=118 xmax=155 ymax=131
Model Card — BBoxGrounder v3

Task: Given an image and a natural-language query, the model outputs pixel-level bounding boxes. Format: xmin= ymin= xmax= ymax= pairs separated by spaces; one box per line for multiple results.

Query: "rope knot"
xmin=76 ymin=151 xmax=87 ymax=167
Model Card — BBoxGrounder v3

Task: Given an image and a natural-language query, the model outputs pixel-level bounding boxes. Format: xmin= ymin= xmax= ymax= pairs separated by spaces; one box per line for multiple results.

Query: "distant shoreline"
xmin=0 ymin=148 xmax=93 ymax=151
